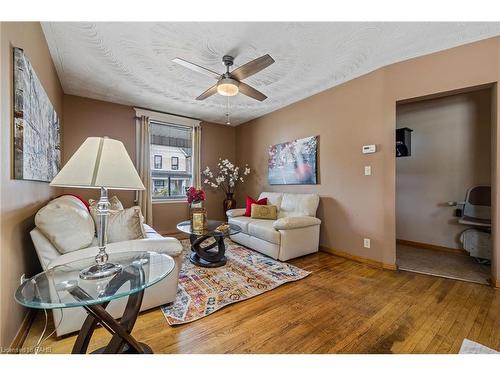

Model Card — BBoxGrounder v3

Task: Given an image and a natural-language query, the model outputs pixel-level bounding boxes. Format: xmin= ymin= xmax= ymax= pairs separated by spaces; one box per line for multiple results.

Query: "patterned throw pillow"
xmin=250 ymin=204 xmax=278 ymax=220
xmin=89 ymin=206 xmax=146 ymax=243
xmin=88 ymin=195 xmax=124 ymax=211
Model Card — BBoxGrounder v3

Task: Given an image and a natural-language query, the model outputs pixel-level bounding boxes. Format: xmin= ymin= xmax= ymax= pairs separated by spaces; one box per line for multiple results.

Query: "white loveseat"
xmin=227 ymin=192 xmax=321 ymax=261
xmin=30 ymin=195 xmax=183 ymax=337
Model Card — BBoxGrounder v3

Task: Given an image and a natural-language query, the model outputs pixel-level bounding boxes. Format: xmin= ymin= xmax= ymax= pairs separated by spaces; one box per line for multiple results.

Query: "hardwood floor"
xmin=22 ymin=252 xmax=500 ymax=354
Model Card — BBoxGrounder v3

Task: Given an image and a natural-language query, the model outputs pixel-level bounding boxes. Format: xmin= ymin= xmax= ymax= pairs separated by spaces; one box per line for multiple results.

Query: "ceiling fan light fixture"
xmin=217 ymin=78 xmax=239 ymax=97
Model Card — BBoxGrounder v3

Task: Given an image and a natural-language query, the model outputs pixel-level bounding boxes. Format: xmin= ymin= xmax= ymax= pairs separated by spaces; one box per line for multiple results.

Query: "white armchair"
xmin=30 ymin=195 xmax=183 ymax=337
xmin=227 ymin=192 xmax=321 ymax=261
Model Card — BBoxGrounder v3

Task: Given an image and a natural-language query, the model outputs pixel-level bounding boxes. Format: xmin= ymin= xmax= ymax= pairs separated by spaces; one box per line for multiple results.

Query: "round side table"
xmin=15 ymin=251 xmax=174 ymax=354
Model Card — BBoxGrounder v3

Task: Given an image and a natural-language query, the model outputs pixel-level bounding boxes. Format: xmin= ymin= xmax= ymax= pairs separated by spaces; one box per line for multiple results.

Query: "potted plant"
xmin=186 ymin=187 xmax=207 ymax=232
xmin=202 ymin=159 xmax=251 ymax=218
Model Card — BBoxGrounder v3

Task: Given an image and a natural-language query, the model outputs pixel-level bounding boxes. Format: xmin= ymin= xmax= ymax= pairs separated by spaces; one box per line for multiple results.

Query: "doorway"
xmin=395 ymin=87 xmax=493 ymax=285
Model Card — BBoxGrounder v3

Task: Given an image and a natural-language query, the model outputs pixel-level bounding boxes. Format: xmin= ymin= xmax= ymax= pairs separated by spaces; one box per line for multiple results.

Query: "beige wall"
xmin=236 ymin=36 xmax=500 ymax=281
xmin=62 ymin=95 xmax=137 ymax=207
xmin=396 ymin=90 xmax=492 ymax=249
xmin=0 ymin=22 xmax=64 ymax=348
xmin=61 ymin=94 xmax=236 ymax=234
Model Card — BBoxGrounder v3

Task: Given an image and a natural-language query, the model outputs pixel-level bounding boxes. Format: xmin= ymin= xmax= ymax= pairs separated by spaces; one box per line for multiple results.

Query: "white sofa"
xmin=30 ymin=195 xmax=183 ymax=337
xmin=227 ymin=192 xmax=321 ymax=261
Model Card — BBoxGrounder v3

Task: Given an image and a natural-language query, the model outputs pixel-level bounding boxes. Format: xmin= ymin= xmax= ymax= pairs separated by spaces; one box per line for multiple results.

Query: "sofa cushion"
xmin=35 ymin=195 xmax=95 ymax=254
xmin=229 ymin=216 xmax=253 ymax=233
xmin=279 ymin=193 xmax=320 ymax=218
xmin=143 ymin=224 xmax=163 ymax=239
xmin=100 ymin=206 xmax=146 ymax=243
xmin=259 ymin=192 xmax=283 ymax=208
xmin=244 ymin=196 xmax=267 ymax=217
xmin=88 ymin=195 xmax=124 ymax=211
xmin=248 ymin=219 xmax=281 ymax=244
xmin=251 ymin=204 xmax=278 ymax=220
xmin=273 ymin=216 xmax=321 ymax=230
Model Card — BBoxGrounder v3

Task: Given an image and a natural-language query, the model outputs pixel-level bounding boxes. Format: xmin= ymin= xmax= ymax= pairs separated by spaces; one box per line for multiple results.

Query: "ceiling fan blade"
xmin=231 ymin=54 xmax=275 ymax=81
xmin=196 ymin=84 xmax=218 ymax=100
xmin=238 ymin=82 xmax=267 ymax=101
xmin=172 ymin=58 xmax=220 ymax=80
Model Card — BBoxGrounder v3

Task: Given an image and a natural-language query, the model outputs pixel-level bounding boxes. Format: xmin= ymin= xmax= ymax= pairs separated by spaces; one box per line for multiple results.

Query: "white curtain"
xmin=192 ymin=125 xmax=202 ymax=188
xmin=136 ymin=115 xmax=153 ymax=225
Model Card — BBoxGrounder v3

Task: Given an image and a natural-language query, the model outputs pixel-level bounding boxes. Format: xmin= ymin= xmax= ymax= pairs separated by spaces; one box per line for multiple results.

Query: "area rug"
xmin=459 ymin=339 xmax=498 ymax=354
xmin=161 ymin=239 xmax=311 ymax=325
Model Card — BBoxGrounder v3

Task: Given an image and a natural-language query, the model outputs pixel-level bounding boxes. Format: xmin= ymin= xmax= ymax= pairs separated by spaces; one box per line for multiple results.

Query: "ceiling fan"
xmin=172 ymin=54 xmax=275 ymax=101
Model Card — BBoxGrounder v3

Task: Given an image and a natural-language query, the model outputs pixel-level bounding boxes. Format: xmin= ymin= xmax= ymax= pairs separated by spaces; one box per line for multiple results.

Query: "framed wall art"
xmin=268 ymin=135 xmax=318 ymax=185
xmin=13 ymin=47 xmax=61 ymax=182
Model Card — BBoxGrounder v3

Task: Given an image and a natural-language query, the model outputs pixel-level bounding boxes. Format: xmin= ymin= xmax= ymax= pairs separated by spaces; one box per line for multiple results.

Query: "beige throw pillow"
xmin=90 ymin=206 xmax=146 ymax=243
xmin=88 ymin=195 xmax=124 ymax=211
xmin=250 ymin=204 xmax=278 ymax=220
xmin=35 ymin=196 xmax=95 ymax=254
xmin=89 ymin=195 xmax=125 ymax=234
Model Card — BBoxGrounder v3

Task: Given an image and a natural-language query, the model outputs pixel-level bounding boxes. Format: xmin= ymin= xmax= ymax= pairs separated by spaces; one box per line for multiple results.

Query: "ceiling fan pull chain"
xmin=225 ymin=96 xmax=231 ymax=125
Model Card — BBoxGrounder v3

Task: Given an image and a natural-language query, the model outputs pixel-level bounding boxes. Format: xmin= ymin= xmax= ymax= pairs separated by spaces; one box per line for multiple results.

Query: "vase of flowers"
xmin=202 ymin=159 xmax=251 ymax=219
xmin=186 ymin=187 xmax=207 ymax=232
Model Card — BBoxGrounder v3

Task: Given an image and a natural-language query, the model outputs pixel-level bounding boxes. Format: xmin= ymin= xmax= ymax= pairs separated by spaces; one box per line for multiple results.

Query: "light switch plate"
xmin=364 ymin=166 xmax=372 ymax=176
xmin=364 ymin=238 xmax=371 ymax=248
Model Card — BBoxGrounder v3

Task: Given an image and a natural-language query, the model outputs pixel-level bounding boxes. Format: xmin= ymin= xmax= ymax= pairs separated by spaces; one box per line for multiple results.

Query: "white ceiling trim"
xmin=42 ymin=22 xmax=500 ymax=126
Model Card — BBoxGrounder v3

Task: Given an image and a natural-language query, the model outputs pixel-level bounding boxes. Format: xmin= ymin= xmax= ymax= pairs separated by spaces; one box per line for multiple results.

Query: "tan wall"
xmin=62 ymin=95 xmax=137 ymax=207
xmin=396 ymin=90 xmax=492 ymax=249
xmin=236 ymin=36 xmax=500 ymax=280
xmin=61 ymin=95 xmax=236 ymax=234
xmin=0 ymin=22 xmax=64 ymax=348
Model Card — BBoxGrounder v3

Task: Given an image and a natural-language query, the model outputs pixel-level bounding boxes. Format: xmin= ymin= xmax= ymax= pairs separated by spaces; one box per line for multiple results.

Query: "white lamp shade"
xmin=50 ymin=137 xmax=145 ymax=190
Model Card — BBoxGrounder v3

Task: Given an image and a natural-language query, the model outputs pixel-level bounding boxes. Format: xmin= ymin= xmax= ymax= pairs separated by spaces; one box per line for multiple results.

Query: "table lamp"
xmin=50 ymin=137 xmax=145 ymax=280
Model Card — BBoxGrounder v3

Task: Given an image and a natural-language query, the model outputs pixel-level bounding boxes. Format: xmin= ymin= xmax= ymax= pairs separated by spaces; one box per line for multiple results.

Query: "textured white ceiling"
xmin=42 ymin=22 xmax=500 ymax=125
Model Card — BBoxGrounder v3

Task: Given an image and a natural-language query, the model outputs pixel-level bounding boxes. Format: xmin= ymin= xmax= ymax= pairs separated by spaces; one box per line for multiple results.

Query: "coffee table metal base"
xmin=189 ymin=252 xmax=227 ymax=268
xmin=189 ymin=233 xmax=227 ymax=268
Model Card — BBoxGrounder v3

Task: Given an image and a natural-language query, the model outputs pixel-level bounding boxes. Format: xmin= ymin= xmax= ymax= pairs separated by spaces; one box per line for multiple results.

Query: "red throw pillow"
xmin=245 ymin=196 xmax=268 ymax=217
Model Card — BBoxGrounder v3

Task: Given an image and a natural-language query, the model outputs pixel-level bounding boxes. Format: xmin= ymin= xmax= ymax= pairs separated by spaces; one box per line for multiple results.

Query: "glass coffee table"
xmin=15 ymin=251 xmax=175 ymax=354
xmin=177 ymin=220 xmax=241 ymax=267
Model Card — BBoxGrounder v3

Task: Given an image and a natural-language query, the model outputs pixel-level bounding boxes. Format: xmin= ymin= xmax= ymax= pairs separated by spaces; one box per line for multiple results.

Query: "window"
xmin=171 ymin=156 xmax=179 ymax=170
xmin=154 ymin=155 xmax=162 ymax=169
xmin=153 ymin=179 xmax=165 ymax=192
xmin=149 ymin=121 xmax=196 ymax=201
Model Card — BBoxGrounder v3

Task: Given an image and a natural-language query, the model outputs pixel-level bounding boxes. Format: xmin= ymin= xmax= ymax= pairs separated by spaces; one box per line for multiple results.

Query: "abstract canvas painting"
xmin=13 ymin=47 xmax=60 ymax=182
xmin=268 ymin=135 xmax=318 ymax=185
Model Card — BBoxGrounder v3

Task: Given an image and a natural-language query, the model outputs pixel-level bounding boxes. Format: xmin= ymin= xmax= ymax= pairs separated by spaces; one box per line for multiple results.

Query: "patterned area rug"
xmin=161 ymin=239 xmax=311 ymax=325
xmin=459 ymin=339 xmax=498 ymax=354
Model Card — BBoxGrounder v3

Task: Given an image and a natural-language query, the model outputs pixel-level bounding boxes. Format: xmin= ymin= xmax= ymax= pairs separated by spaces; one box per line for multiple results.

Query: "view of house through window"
xmin=150 ymin=122 xmax=193 ymax=200
xmin=154 ymin=155 xmax=162 ymax=169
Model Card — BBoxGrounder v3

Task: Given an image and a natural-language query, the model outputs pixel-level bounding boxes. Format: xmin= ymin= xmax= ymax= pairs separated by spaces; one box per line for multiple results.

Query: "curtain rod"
xmin=134 ymin=106 xmax=202 ymax=122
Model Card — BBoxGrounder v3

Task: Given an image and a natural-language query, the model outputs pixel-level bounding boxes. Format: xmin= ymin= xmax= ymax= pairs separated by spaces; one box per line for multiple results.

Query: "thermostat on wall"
xmin=362 ymin=144 xmax=377 ymax=154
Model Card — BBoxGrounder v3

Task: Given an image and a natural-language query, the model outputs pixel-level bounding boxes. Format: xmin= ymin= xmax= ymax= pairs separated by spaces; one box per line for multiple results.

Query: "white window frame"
xmin=154 ymin=155 xmax=163 ymax=170
xmin=135 ymin=108 xmax=201 ymax=204
xmin=171 ymin=156 xmax=179 ymax=170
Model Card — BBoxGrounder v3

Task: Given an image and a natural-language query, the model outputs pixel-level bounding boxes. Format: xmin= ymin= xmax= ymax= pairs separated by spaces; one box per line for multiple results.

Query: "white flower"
xmin=244 ymin=167 xmax=250 ymax=175
xmin=211 ymin=183 xmax=217 ymax=188
xmin=240 ymin=177 xmax=244 ymax=182
xmin=204 ymin=179 xmax=209 ymax=184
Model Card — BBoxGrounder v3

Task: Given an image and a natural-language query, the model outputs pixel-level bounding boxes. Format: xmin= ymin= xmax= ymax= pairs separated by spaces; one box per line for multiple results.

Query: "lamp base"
xmin=79 ymin=262 xmax=122 ymax=280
